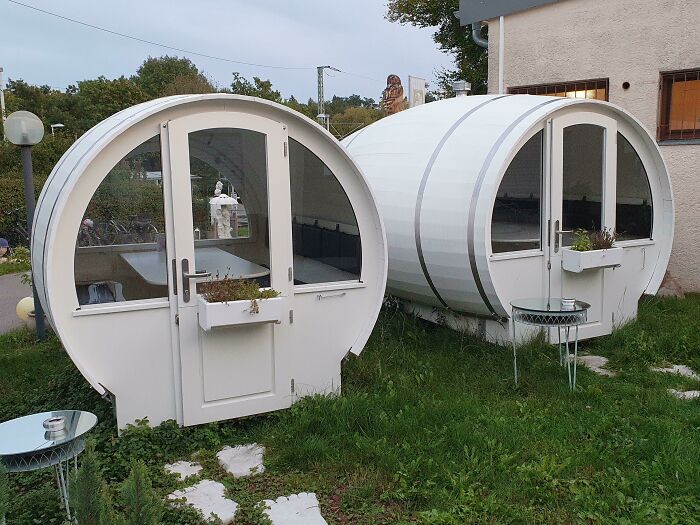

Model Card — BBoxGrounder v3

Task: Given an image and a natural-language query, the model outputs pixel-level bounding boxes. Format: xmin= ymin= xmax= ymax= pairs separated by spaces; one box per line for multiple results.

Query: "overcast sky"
xmin=1 ymin=0 xmax=454 ymax=101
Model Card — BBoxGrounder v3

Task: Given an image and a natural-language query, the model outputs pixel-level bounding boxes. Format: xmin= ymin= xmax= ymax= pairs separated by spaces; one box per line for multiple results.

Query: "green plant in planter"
xmin=199 ymin=277 xmax=279 ymax=303
xmin=570 ymin=229 xmax=592 ymax=252
xmin=590 ymin=228 xmax=616 ymax=250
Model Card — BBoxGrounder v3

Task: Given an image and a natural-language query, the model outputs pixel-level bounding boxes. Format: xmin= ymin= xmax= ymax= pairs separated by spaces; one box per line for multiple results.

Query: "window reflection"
xmin=289 ymin=138 xmax=361 ymax=284
xmin=491 ymin=131 xmax=543 ymax=253
xmin=562 ymin=124 xmax=604 ymax=245
xmin=616 ymin=133 xmax=652 ymax=240
xmin=74 ymin=135 xmax=168 ymax=304
xmin=188 ymin=128 xmax=271 ymax=287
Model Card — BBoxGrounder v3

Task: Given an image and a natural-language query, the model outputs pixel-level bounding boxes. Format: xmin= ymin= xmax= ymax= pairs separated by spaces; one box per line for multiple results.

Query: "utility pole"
xmin=316 ymin=65 xmax=339 ymax=131
xmin=0 ymin=67 xmax=7 ymax=141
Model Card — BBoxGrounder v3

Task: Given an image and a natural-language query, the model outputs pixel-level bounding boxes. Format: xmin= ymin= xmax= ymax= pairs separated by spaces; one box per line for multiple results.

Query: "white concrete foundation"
xmin=168 ymin=479 xmax=238 ymax=523
xmin=217 ymin=444 xmax=265 ymax=477
xmin=263 ymin=492 xmax=327 ymax=525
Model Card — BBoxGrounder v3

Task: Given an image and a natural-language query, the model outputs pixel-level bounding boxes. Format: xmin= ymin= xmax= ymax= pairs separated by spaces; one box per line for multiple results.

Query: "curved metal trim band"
xmin=414 ymin=96 xmax=507 ymax=308
xmin=467 ymin=98 xmax=561 ymax=318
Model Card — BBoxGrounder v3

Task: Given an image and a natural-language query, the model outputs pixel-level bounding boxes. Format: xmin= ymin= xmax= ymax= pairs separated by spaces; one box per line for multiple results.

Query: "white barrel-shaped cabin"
xmin=344 ymin=94 xmax=673 ymax=342
xmin=32 ymin=94 xmax=387 ymax=428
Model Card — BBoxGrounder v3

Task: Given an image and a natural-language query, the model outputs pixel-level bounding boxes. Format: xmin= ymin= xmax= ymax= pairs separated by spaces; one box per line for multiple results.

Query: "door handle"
xmin=181 ymin=259 xmax=211 ymax=303
xmin=553 ymin=220 xmax=572 ymax=253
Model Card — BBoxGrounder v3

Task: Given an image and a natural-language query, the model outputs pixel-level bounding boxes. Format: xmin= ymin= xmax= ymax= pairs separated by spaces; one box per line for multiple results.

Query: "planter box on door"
xmin=562 ymin=247 xmax=623 ymax=273
xmin=197 ymin=295 xmax=285 ymax=330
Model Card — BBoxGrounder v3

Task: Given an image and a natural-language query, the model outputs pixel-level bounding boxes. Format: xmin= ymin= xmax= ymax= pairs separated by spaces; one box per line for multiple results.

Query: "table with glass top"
xmin=510 ymin=298 xmax=590 ymax=390
xmin=0 ymin=410 xmax=98 ymax=523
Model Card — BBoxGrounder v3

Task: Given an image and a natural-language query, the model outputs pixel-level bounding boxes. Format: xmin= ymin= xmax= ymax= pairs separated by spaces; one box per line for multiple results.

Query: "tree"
xmin=134 ymin=56 xmax=211 ymax=97
xmin=230 ymin=73 xmax=282 ymax=102
xmin=70 ymin=441 xmax=113 ymax=525
xmin=386 ymin=0 xmax=488 ymax=94
xmin=72 ymin=77 xmax=149 ymax=132
xmin=120 ymin=460 xmax=162 ymax=525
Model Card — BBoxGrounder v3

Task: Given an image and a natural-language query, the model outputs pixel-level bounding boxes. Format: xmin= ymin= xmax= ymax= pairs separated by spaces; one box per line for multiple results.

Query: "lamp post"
xmin=4 ymin=111 xmax=47 ymax=340
xmin=50 ymin=123 xmax=65 ymax=136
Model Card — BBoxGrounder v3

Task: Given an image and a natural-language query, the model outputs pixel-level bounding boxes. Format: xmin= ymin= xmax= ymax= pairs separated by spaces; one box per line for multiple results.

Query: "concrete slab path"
xmin=0 ymin=272 xmax=30 ymax=334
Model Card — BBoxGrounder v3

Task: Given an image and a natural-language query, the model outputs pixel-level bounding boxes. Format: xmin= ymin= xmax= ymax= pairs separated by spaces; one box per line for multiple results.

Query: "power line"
xmin=8 ymin=0 xmax=382 ymax=85
xmin=7 ymin=0 xmax=315 ymax=71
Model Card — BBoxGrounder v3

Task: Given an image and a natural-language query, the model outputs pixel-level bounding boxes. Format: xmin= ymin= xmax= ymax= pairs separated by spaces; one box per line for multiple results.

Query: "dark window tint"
xmin=616 ymin=133 xmax=652 ymax=240
xmin=289 ymin=138 xmax=361 ymax=284
xmin=491 ymin=131 xmax=543 ymax=253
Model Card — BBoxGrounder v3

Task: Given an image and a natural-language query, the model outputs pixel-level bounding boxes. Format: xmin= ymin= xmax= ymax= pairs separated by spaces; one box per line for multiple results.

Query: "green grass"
xmin=0 ymin=260 xmax=30 ymax=276
xmin=1 ymin=295 xmax=699 ymax=524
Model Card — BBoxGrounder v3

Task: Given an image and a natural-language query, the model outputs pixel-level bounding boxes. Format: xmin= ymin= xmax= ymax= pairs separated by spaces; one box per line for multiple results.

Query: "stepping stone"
xmin=168 ymin=480 xmax=238 ymax=523
xmin=577 ymin=355 xmax=616 ymax=377
xmin=165 ymin=460 xmax=203 ymax=480
xmin=263 ymin=492 xmax=327 ymax=525
xmin=217 ymin=444 xmax=265 ymax=477
xmin=668 ymin=389 xmax=700 ymax=401
xmin=651 ymin=364 xmax=700 ymax=381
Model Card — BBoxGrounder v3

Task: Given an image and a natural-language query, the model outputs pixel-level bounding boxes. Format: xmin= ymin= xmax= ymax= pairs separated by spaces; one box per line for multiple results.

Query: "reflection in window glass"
xmin=616 ymin=133 xmax=652 ymax=240
xmin=491 ymin=131 xmax=543 ymax=253
xmin=289 ymin=138 xmax=361 ymax=284
xmin=75 ymin=135 xmax=167 ymax=304
xmin=562 ymin=124 xmax=604 ymax=245
xmin=188 ymin=128 xmax=270 ymax=286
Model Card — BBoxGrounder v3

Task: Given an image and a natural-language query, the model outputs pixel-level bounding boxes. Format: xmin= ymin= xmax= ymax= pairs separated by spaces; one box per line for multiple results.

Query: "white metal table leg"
xmin=558 ymin=326 xmax=562 ymax=366
xmin=564 ymin=325 xmax=572 ymax=389
xmin=511 ymin=315 xmax=518 ymax=385
xmin=573 ymin=325 xmax=579 ymax=390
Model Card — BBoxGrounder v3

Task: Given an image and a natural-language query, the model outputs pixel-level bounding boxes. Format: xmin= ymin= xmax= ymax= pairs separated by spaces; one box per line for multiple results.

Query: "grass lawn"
xmin=0 ymin=260 xmax=30 ymax=277
xmin=1 ymin=295 xmax=699 ymax=524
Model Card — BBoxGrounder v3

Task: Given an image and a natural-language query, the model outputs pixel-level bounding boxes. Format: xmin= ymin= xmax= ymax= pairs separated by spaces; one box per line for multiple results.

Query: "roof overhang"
xmin=458 ymin=0 xmax=562 ymax=25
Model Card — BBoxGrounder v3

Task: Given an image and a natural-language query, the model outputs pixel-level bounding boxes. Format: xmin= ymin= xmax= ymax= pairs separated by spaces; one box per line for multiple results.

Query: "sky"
xmin=0 ymin=0 xmax=455 ymax=102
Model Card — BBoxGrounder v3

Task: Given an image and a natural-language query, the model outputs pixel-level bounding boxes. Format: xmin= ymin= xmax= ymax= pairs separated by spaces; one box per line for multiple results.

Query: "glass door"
xmin=164 ymin=111 xmax=294 ymax=426
xmin=548 ymin=112 xmax=617 ymax=339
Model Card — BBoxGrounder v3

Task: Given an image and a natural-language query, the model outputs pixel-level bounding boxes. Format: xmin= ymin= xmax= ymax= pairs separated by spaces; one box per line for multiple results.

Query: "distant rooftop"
xmin=458 ymin=0 xmax=563 ymax=25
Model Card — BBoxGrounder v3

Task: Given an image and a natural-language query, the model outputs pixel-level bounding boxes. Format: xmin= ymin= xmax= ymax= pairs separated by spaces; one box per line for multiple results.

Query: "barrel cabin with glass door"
xmin=32 ymin=94 xmax=387 ymax=429
xmin=344 ymin=94 xmax=673 ymax=343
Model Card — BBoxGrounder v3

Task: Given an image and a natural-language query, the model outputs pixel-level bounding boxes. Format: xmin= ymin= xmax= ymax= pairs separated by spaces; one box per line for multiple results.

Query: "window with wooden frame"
xmin=508 ymin=79 xmax=609 ymax=101
xmin=658 ymin=69 xmax=700 ymax=141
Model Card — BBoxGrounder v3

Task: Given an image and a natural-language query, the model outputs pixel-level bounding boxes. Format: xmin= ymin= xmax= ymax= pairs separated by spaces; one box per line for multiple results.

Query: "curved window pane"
xmin=289 ymin=138 xmax=361 ymax=283
xmin=75 ymin=135 xmax=167 ymax=304
xmin=616 ymin=133 xmax=652 ymax=240
xmin=562 ymin=124 xmax=604 ymax=245
xmin=491 ymin=131 xmax=543 ymax=253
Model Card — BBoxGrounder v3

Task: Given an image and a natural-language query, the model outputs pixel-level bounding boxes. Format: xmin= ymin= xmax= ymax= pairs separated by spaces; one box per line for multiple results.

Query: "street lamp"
xmin=4 ymin=110 xmax=47 ymax=340
xmin=50 ymin=123 xmax=65 ymax=135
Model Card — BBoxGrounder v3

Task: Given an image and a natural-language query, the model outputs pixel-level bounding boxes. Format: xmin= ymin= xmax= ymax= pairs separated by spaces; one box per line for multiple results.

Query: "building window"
xmin=658 ymin=69 xmax=700 ymax=141
xmin=509 ymin=78 xmax=608 ymax=101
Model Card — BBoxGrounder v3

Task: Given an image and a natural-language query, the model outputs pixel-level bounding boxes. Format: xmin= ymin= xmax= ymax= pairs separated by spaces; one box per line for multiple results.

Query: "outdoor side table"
xmin=510 ymin=298 xmax=590 ymax=389
xmin=0 ymin=410 xmax=98 ymax=523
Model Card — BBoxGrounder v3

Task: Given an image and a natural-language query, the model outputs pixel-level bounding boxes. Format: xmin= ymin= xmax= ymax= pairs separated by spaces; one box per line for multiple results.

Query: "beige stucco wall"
xmin=486 ymin=0 xmax=699 ymax=291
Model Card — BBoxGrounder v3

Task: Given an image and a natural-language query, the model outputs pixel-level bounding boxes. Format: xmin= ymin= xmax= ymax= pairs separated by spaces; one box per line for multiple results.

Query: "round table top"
xmin=0 ymin=410 xmax=97 ymax=456
xmin=511 ymin=297 xmax=591 ymax=313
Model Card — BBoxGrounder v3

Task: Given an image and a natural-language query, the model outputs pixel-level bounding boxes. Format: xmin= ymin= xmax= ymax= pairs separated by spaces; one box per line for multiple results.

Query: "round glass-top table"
xmin=0 ymin=410 xmax=98 ymax=523
xmin=510 ymin=298 xmax=590 ymax=389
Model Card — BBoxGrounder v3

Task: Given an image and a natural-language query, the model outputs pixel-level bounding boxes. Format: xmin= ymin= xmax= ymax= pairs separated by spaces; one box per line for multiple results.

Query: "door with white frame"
xmin=548 ymin=112 xmax=617 ymax=340
xmin=164 ymin=112 xmax=294 ymax=426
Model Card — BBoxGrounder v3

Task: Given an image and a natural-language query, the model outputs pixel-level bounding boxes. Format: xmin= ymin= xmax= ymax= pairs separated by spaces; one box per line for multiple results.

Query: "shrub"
xmin=121 ymin=460 xmax=162 ymax=525
xmin=199 ymin=277 xmax=279 ymax=303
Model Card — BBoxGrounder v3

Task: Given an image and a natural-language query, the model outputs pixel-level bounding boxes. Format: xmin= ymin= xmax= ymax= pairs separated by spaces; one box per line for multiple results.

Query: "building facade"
xmin=470 ymin=0 xmax=699 ymax=291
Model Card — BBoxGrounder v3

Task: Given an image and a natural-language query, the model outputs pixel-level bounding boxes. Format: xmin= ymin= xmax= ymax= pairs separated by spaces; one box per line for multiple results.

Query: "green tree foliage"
xmin=0 ymin=464 xmax=8 ymax=521
xmin=71 ymin=440 xmax=112 ymax=525
xmin=386 ymin=0 xmax=488 ymax=93
xmin=230 ymin=72 xmax=282 ymax=102
xmin=120 ymin=460 xmax=162 ymax=525
xmin=134 ymin=56 xmax=214 ymax=97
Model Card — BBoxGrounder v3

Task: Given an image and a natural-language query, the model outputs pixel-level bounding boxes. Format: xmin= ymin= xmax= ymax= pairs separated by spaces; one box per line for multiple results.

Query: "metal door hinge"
xmin=290 ymin=378 xmax=295 ymax=394
xmin=175 ymin=314 xmax=179 ymax=325
xmin=289 ymin=310 xmax=294 ymax=324
xmin=288 ymin=267 xmax=293 ymax=281
xmin=547 ymin=260 xmax=551 ymax=270
xmin=284 ymin=141 xmax=288 ymax=157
